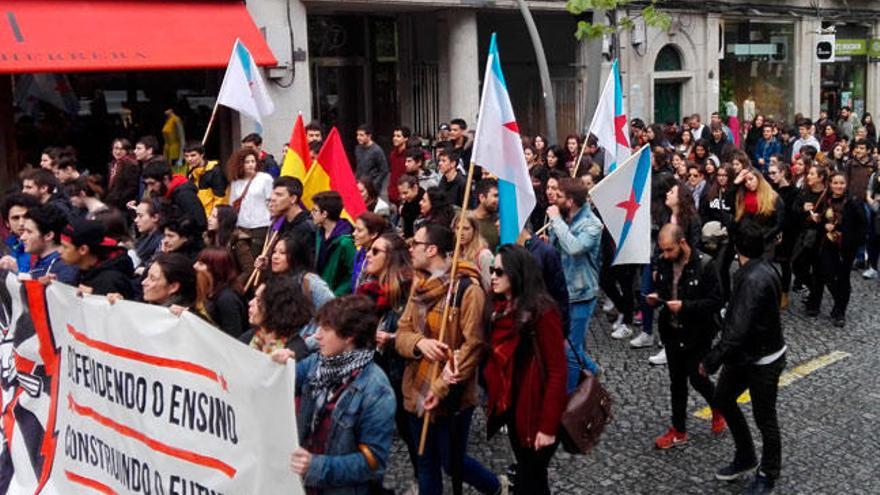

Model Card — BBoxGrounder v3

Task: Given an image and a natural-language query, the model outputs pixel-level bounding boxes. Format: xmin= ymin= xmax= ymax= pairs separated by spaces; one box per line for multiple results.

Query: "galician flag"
xmin=216 ymin=38 xmax=275 ymax=125
xmin=471 ymin=33 xmax=536 ymax=245
xmin=590 ymin=144 xmax=651 ymax=265
xmin=587 ymin=59 xmax=630 ymax=174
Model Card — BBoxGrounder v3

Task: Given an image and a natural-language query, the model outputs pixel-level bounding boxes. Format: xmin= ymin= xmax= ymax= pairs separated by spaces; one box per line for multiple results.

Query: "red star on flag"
xmin=614 ymin=114 xmax=628 ymax=147
xmin=616 ymin=190 xmax=640 ymax=222
xmin=503 ymin=121 xmax=520 ymax=134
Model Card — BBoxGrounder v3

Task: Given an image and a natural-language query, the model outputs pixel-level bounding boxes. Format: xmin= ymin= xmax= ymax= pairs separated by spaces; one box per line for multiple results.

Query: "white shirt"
xmin=230 ymin=172 xmax=273 ymax=229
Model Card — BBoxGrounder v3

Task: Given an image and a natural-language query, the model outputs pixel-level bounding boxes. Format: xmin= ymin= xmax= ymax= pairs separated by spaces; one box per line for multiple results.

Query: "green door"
xmin=654 ymin=81 xmax=681 ymax=124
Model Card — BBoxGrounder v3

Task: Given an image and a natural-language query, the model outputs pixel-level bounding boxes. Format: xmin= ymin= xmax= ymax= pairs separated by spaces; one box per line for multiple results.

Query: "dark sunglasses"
xmin=489 ymin=267 xmax=505 ymax=277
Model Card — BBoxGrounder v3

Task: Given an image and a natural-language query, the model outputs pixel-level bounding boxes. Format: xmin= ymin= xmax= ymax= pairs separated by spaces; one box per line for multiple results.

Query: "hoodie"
xmin=315 ymin=219 xmax=356 ymax=296
xmin=78 ymin=248 xmax=135 ymax=298
xmin=166 ymin=174 xmax=207 ymax=231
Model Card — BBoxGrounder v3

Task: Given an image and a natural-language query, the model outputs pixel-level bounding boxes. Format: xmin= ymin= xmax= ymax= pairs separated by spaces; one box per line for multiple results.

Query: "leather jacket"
xmin=703 ymin=258 xmax=785 ymax=373
xmin=654 ymin=250 xmax=722 ymax=351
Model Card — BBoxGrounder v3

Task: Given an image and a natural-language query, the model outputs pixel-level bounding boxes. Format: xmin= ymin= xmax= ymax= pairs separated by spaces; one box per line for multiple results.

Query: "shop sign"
xmin=868 ymin=39 xmax=880 ymax=59
xmin=835 ymin=39 xmax=867 ymax=57
xmin=816 ymin=34 xmax=835 ymax=63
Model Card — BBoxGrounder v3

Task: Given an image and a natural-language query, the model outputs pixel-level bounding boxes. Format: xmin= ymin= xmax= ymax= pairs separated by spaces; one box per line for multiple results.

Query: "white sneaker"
xmin=629 ymin=331 xmax=653 ymax=348
xmin=602 ymin=298 xmax=615 ymax=312
xmin=611 ymin=323 xmax=633 ymax=340
xmin=648 ymin=348 xmax=667 ymax=365
xmin=862 ymin=267 xmax=878 ymax=280
xmin=612 ymin=314 xmax=624 ymax=328
xmin=498 ymin=474 xmax=510 ymax=495
xmin=402 ymin=481 xmax=419 ymax=495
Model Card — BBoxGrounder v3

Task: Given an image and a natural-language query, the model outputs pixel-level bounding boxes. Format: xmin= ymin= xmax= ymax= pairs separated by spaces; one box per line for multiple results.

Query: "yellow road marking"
xmin=693 ymin=350 xmax=851 ymax=420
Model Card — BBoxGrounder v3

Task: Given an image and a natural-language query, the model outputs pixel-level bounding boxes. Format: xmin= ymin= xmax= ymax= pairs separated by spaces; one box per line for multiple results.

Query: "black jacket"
xmin=206 ymin=287 xmax=248 ymax=338
xmin=169 ymin=179 xmax=207 ymax=232
xmin=654 ymin=250 xmax=722 ymax=351
xmin=525 ymin=236 xmax=570 ymax=334
xmin=703 ymin=259 xmax=784 ymax=373
xmin=278 ymin=210 xmax=315 ymax=243
xmin=78 ymin=250 xmax=135 ymax=298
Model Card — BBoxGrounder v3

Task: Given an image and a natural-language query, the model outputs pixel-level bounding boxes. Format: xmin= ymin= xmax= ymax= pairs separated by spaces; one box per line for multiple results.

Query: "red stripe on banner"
xmin=66 ymin=324 xmax=228 ymax=391
xmin=67 ymin=394 xmax=237 ymax=478
xmin=23 ymin=280 xmax=61 ymax=492
xmin=65 ymin=470 xmax=118 ymax=495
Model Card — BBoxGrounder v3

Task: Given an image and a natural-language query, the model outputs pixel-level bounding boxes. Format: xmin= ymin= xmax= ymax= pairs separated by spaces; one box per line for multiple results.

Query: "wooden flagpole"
xmin=201 ymin=99 xmax=222 ymax=147
xmin=417 ymin=157 xmax=478 ymax=455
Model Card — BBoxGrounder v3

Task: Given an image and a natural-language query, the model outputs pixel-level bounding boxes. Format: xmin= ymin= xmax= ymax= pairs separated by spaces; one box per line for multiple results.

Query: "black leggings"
xmin=806 ymin=245 xmax=854 ymax=318
xmin=599 ymin=264 xmax=637 ymax=324
xmin=508 ymin=423 xmax=558 ymax=495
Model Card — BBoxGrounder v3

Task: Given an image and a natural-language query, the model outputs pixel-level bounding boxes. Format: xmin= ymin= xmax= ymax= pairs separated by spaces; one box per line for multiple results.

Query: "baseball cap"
xmin=630 ymin=118 xmax=646 ymax=130
xmin=61 ymin=218 xmax=117 ymax=250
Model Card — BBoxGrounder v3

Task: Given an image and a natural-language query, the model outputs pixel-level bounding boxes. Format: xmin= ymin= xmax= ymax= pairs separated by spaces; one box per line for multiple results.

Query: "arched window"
xmin=655 ymin=45 xmax=682 ymax=71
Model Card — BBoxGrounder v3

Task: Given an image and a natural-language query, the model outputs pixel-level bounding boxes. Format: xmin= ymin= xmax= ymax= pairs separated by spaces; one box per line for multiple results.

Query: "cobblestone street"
xmin=385 ymin=273 xmax=880 ymax=494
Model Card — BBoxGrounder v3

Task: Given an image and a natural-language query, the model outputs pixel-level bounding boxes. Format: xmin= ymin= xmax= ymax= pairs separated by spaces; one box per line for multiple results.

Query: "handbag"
xmin=232 ymin=176 xmax=255 ymax=213
xmin=531 ymin=331 xmax=612 ymax=455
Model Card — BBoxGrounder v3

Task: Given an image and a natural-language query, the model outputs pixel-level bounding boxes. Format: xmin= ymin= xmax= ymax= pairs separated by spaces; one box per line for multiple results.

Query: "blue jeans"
xmin=567 ymin=298 xmax=600 ymax=392
xmin=407 ymin=409 xmax=499 ymax=495
xmin=639 ymin=262 xmax=655 ymax=336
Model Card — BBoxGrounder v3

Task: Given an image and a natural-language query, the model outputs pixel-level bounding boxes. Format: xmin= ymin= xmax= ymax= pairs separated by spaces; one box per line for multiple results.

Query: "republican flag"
xmin=301 ymin=127 xmax=366 ymax=221
xmin=280 ymin=113 xmax=310 ymax=180
xmin=590 ymin=144 xmax=651 ymax=265
xmin=471 ymin=33 xmax=536 ymax=245
xmin=587 ymin=59 xmax=630 ymax=174
xmin=216 ymin=39 xmax=274 ymax=125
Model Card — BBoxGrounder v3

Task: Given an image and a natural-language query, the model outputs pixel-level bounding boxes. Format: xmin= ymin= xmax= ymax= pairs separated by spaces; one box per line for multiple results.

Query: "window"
xmin=655 ymin=45 xmax=683 ymax=71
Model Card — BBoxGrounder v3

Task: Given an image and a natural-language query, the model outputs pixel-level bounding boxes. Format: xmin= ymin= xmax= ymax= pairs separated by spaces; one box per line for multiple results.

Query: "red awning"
xmin=0 ymin=1 xmax=277 ymax=73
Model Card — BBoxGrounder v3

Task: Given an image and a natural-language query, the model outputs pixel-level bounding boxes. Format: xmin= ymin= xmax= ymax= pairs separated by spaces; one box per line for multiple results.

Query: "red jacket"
xmin=388 ymin=146 xmax=407 ymax=204
xmin=484 ymin=302 xmax=568 ymax=447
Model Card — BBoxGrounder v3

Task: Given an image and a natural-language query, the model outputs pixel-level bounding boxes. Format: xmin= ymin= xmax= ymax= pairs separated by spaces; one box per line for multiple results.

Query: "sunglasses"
xmin=489 ymin=267 xmax=505 ymax=277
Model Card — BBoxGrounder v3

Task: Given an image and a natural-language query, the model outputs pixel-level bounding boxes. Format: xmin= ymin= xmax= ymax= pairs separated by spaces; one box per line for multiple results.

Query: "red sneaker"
xmin=711 ymin=409 xmax=727 ymax=435
xmin=654 ymin=427 xmax=687 ymax=449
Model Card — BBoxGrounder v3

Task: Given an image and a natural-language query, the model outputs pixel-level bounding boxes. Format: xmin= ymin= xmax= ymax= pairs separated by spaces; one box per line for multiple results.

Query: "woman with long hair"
xmin=133 ymin=199 xmax=163 ymax=274
xmin=768 ymin=162 xmax=799 ymax=308
xmin=745 ymin=114 xmax=765 ymax=157
xmin=351 ymin=211 xmax=388 ymax=292
xmin=523 ymin=145 xmax=539 ymax=170
xmin=227 ymin=147 xmax=273 ymax=256
xmin=805 ymin=172 xmax=866 ymax=326
xmin=676 ymin=128 xmax=695 ymax=159
xmin=733 ymin=166 xmax=784 ymax=261
xmin=791 ymin=155 xmax=811 ymax=188
xmin=700 ymin=163 xmax=736 ymax=228
xmin=693 ymin=140 xmax=710 ymax=166
xmin=533 ymin=134 xmax=547 ymax=163
xmin=820 ymin=123 xmax=839 ymax=153
xmin=241 ymin=274 xmax=314 ymax=357
xmin=563 ymin=134 xmax=581 ymax=168
xmin=357 ymin=177 xmax=392 ymax=218
xmin=415 ymin=186 xmax=455 ymax=232
xmin=862 ymin=112 xmax=877 ymax=144
xmin=791 ymin=164 xmax=830 ymax=294
xmin=268 ymin=234 xmax=335 ymax=311
xmin=453 ymin=213 xmax=495 ymax=288
xmin=825 ymin=142 xmax=847 ymax=171
xmin=671 ymin=152 xmax=689 ymax=182
xmin=356 ymin=232 xmax=417 ymax=479
xmin=544 ymin=145 xmax=566 ymax=173
xmin=664 ymin=181 xmax=701 ymax=248
xmin=195 ymin=247 xmax=247 ymax=337
xmin=205 ymin=204 xmax=255 ymax=287
xmin=480 ymin=245 xmax=567 ymax=495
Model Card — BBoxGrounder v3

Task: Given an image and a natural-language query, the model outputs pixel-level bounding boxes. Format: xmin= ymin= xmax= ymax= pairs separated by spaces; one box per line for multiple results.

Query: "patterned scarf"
xmin=308 ymin=348 xmax=374 ymax=426
xmin=248 ymin=328 xmax=288 ymax=354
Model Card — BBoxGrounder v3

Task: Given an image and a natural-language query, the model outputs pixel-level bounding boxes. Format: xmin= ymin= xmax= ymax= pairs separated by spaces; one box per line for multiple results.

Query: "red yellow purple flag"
xmin=280 ymin=113 xmax=310 ymax=180
xmin=301 ymin=127 xmax=366 ymax=221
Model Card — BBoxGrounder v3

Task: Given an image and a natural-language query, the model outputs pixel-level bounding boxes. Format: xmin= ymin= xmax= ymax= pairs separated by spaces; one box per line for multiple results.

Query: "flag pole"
xmin=417 ymin=157 xmax=478 ymax=455
xmin=201 ymin=99 xmax=222 ymax=146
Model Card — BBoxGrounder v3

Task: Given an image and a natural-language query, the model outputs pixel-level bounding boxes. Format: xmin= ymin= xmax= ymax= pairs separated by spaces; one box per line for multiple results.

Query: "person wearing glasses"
xmin=394 ymin=224 xmax=504 ymax=495
xmin=686 ymin=162 xmax=707 ymax=209
xmin=351 ymin=212 xmax=388 ymax=293
xmin=356 ymin=232 xmax=418 ymax=491
xmin=481 ymin=244 xmax=566 ymax=494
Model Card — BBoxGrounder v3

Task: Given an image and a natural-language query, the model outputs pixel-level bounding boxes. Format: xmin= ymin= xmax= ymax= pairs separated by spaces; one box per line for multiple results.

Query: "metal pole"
xmin=515 ymin=0 xmax=557 ymax=145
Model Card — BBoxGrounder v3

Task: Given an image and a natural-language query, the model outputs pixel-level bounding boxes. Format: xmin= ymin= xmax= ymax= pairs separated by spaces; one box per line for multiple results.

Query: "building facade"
xmin=249 ymin=0 xmax=880 ymax=155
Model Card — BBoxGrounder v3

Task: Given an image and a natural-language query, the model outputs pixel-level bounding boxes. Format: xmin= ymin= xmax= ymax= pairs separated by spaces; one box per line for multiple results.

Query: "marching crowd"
xmin=1 ymin=106 xmax=879 ymax=495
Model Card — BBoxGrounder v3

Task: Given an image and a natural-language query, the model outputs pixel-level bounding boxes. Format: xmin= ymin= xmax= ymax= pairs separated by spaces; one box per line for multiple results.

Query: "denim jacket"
xmin=549 ymin=205 xmax=602 ymax=302
xmin=296 ymin=355 xmax=396 ymax=495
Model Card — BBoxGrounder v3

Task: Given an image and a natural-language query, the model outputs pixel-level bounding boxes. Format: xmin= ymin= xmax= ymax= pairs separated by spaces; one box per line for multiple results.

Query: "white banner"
xmin=0 ymin=275 xmax=303 ymax=495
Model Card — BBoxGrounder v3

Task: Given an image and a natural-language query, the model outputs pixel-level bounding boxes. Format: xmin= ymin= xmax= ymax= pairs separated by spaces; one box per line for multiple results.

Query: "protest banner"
xmin=0 ymin=274 xmax=304 ymax=495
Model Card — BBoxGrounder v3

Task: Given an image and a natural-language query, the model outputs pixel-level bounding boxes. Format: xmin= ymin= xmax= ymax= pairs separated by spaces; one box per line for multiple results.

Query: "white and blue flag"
xmin=590 ymin=144 xmax=652 ymax=265
xmin=216 ymin=38 xmax=274 ymax=125
xmin=471 ymin=33 xmax=536 ymax=245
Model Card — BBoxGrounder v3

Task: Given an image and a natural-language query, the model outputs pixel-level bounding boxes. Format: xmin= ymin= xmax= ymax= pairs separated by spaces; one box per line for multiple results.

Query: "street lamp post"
xmin=515 ymin=0 xmax=558 ymax=145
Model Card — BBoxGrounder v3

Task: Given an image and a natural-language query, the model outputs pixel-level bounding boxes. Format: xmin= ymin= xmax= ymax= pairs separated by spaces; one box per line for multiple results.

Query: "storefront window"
xmin=821 ymin=24 xmax=869 ymax=121
xmin=721 ymin=21 xmax=795 ymax=122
